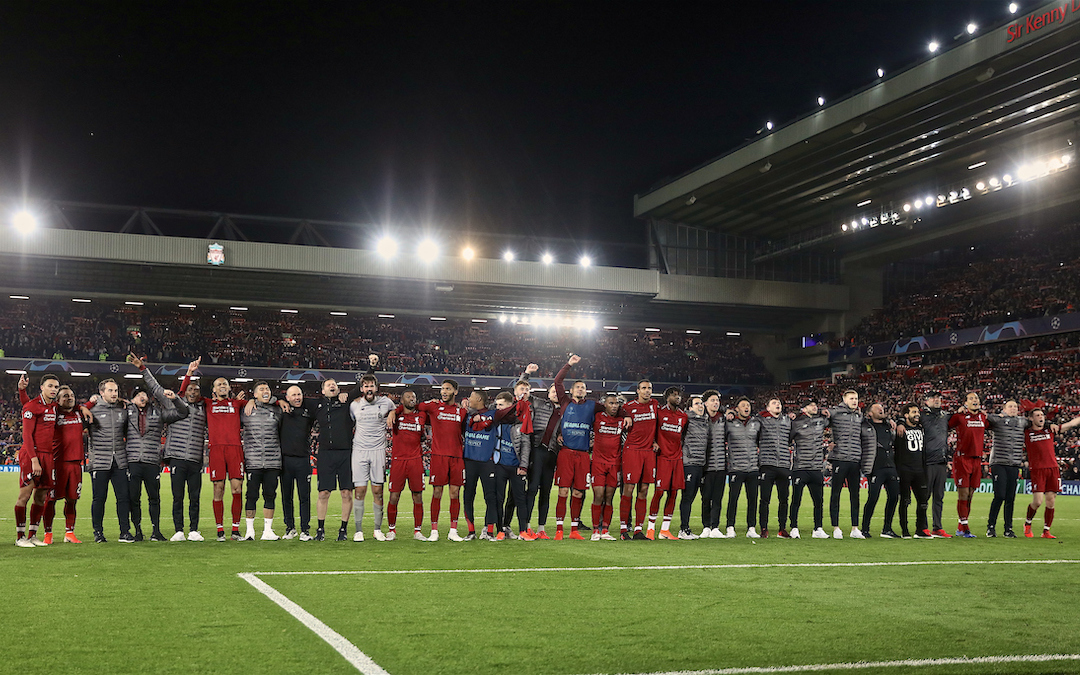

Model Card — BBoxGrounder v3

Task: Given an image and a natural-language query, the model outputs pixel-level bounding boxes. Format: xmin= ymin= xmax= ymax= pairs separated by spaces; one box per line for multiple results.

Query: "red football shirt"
xmin=1024 ymin=427 xmax=1057 ymax=470
xmin=656 ymin=408 xmax=688 ymax=461
xmin=392 ymin=407 xmax=426 ymax=461
xmin=55 ymin=409 xmax=86 ymax=462
xmin=949 ymin=411 xmax=987 ymax=457
xmin=417 ymin=400 xmax=468 ymax=457
xmin=622 ymin=399 xmax=659 ymax=453
xmin=21 ymin=394 xmax=57 ymax=461
xmin=592 ymin=413 xmax=626 ymax=465
xmin=180 ymin=376 xmax=243 ymax=446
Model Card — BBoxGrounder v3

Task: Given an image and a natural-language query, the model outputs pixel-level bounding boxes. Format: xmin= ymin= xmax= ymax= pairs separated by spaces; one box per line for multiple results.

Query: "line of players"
xmin=13 ymin=352 xmax=1074 ymax=546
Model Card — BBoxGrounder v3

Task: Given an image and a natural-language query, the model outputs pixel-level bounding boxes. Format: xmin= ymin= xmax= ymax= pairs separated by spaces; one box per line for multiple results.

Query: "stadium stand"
xmin=0 ymin=298 xmax=772 ymax=385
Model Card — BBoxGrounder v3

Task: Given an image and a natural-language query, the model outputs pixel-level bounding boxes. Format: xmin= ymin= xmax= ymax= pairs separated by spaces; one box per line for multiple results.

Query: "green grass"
xmin=1 ymin=474 xmax=1078 ymax=675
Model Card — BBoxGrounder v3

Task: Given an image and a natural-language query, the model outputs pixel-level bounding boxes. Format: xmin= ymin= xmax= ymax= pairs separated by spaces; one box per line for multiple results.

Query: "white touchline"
xmin=237 ymin=573 xmax=390 ymax=675
xmin=601 ymin=653 xmax=1080 ymax=675
xmin=250 ymin=559 xmax=1080 ymax=576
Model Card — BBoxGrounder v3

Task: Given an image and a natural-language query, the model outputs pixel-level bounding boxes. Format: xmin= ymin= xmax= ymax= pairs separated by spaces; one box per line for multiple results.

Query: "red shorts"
xmin=622 ymin=449 xmax=656 ymax=487
xmin=1030 ymin=467 xmax=1061 ymax=494
xmin=590 ymin=460 xmax=620 ymax=489
xmin=655 ymin=457 xmax=686 ymax=491
xmin=389 ymin=457 xmax=425 ymax=494
xmin=209 ymin=444 xmax=244 ymax=481
xmin=429 ymin=454 xmax=465 ymax=487
xmin=55 ymin=461 xmax=83 ymax=501
xmin=554 ymin=449 xmax=590 ymax=491
xmin=19 ymin=452 xmax=55 ymax=489
xmin=952 ymin=455 xmax=982 ymax=488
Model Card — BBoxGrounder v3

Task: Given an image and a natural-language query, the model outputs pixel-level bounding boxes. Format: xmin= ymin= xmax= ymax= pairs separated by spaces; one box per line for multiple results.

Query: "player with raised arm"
xmin=1022 ymin=407 xmax=1080 ymax=539
xmin=788 ymin=398 xmax=830 ymax=539
xmin=757 ymin=397 xmax=793 ymax=538
xmin=124 ymin=354 xmax=190 ymax=542
xmin=489 ymin=391 xmax=534 ymax=541
xmin=179 ymin=357 xmax=248 ymax=541
xmin=648 ymin=387 xmax=686 ymax=540
xmin=163 ymin=375 xmax=208 ymax=541
xmin=985 ymin=400 xmax=1029 ymax=538
xmin=417 ymin=379 xmax=470 ymax=541
xmin=827 ymin=390 xmax=865 ymax=539
xmin=14 ymin=374 xmax=60 ymax=547
xmin=386 ymin=389 xmax=428 ymax=541
xmin=551 ymin=354 xmax=600 ymax=540
xmin=591 ymin=393 xmax=628 ymax=541
xmin=621 ymin=379 xmax=660 ymax=540
xmin=948 ymin=392 xmax=987 ymax=538
xmin=725 ymin=396 xmax=763 ymax=538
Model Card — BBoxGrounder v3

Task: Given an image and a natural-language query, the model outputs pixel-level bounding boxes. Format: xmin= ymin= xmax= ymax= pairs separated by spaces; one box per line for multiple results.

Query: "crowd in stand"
xmin=0 ymin=299 xmax=771 ymax=385
xmin=845 ymin=223 xmax=1080 ymax=346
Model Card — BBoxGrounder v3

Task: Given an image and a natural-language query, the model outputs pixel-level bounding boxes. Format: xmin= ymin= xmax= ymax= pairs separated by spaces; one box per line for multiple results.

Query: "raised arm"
xmin=178 ymin=357 xmax=201 ymax=396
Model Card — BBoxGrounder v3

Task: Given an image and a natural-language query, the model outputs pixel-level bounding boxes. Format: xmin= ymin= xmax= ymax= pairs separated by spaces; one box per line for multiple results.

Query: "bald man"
xmin=279 ymin=385 xmax=319 ymax=540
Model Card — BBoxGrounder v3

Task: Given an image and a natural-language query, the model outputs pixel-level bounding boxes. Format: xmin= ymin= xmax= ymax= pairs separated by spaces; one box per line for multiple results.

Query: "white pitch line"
xmin=603 ymin=653 xmax=1080 ymax=675
xmin=250 ymin=559 xmax=1080 ymax=576
xmin=238 ymin=572 xmax=389 ymax=675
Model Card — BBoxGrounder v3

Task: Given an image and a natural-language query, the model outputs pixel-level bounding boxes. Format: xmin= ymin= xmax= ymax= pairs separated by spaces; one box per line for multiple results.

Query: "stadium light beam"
xmin=503 ymin=250 xmax=515 ymax=262
xmin=12 ymin=210 xmax=36 ymax=235
xmin=376 ymin=236 xmax=398 ymax=259
xmin=966 ymin=23 xmax=977 ymax=35
xmin=579 ymin=255 xmax=592 ymax=268
xmin=877 ymin=68 xmax=885 ymax=78
xmin=928 ymin=40 xmax=940 ymax=53
xmin=461 ymin=246 xmax=475 ymax=260
xmin=541 ymin=252 xmax=554 ymax=265
xmin=417 ymin=238 xmax=439 ymax=263
xmin=1009 ymin=2 xmax=1018 ymax=14
xmin=817 ymin=96 xmax=825 ymax=106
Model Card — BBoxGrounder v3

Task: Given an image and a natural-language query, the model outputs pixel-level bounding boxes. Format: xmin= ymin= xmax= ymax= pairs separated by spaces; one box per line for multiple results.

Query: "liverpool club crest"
xmin=207 ymin=243 xmax=225 ymax=266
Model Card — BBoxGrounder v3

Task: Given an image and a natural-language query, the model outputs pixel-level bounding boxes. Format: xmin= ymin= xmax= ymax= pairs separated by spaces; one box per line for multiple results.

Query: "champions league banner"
xmin=829 ymin=311 xmax=1080 ymax=363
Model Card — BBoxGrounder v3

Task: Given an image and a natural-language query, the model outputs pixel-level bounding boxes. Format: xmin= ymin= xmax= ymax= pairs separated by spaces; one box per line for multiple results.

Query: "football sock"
xmin=245 ymin=517 xmax=255 ymax=533
xmin=604 ymin=504 xmax=613 ymax=531
xmin=413 ymin=503 xmax=424 ymax=531
xmin=29 ymin=502 xmax=43 ymax=530
xmin=263 ymin=517 xmax=273 ymax=532
xmin=661 ymin=515 xmax=672 ymax=532
xmin=663 ymin=491 xmax=676 ymax=517
xmin=43 ymin=500 xmax=55 ymax=533
xmin=449 ymin=498 xmax=460 ymax=527
xmin=231 ymin=494 xmax=242 ymax=527
xmin=353 ymin=499 xmax=365 ymax=531
xmin=570 ymin=495 xmax=583 ymax=529
xmin=592 ymin=503 xmax=603 ymax=531
xmin=1026 ymin=504 xmax=1037 ymax=523
xmin=648 ymin=491 xmax=662 ymax=520
xmin=339 ymin=520 xmax=349 ymax=533
xmin=213 ymin=500 xmax=224 ymax=530
xmin=387 ymin=503 xmax=397 ymax=531
xmin=430 ymin=496 xmax=441 ymax=530
xmin=620 ymin=494 xmax=632 ymax=531
xmin=1045 ymin=507 xmax=1055 ymax=529
xmin=317 ymin=519 xmax=326 ymax=532
xmin=64 ymin=501 xmax=76 ymax=532
xmin=373 ymin=501 xmax=384 ymax=531
xmin=555 ymin=494 xmax=567 ymax=528
xmin=14 ymin=504 xmax=26 ymax=538
xmin=635 ymin=497 xmax=647 ymax=529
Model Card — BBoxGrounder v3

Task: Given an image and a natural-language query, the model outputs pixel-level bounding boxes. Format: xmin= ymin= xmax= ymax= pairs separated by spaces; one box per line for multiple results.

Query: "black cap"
xmin=129 ymin=384 xmax=146 ymax=398
xmin=801 ymin=397 xmax=818 ymax=408
xmin=925 ymin=390 xmax=942 ymax=399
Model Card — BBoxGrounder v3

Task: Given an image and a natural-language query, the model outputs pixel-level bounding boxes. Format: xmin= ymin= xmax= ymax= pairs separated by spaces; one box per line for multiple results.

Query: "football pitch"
xmin=2 ymin=475 xmax=1079 ymax=675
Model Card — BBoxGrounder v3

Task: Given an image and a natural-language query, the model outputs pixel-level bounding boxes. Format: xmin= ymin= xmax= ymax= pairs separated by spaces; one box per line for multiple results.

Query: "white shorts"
xmin=351 ymin=450 xmax=386 ymax=486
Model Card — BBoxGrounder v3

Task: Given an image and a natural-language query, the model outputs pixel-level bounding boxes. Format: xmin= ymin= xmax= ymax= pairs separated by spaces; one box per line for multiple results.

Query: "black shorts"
xmin=317 ymin=449 xmax=351 ymax=492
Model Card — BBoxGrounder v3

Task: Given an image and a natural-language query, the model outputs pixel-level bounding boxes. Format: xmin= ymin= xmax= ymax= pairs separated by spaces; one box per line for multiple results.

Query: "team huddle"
xmin=12 ymin=352 xmax=1075 ymax=547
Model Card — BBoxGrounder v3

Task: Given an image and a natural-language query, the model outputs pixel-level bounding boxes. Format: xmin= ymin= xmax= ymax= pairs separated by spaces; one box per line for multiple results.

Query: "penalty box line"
xmin=250 ymin=559 xmax=1080 ymax=576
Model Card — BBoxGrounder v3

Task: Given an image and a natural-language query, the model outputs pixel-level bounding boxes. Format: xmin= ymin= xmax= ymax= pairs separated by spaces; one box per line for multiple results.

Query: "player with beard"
xmin=179 ymin=358 xmax=248 ymax=541
xmin=757 ymin=397 xmax=793 ymax=539
xmin=648 ymin=387 xmax=686 ymax=540
xmin=14 ymin=374 xmax=60 ymax=547
xmin=19 ymin=377 xmax=86 ymax=544
xmin=417 ymin=379 xmax=470 ymax=541
xmin=349 ymin=370 xmax=396 ymax=542
xmin=84 ymin=378 xmax=134 ymax=543
xmin=860 ymin=403 xmax=898 ymax=539
xmin=386 ymin=389 xmax=429 ymax=541
xmin=163 ymin=377 xmax=208 ymax=542
xmin=520 ymin=379 xmax=561 ymax=538
xmin=620 ymin=379 xmax=660 ymax=540
xmin=827 ymin=390 xmax=866 ymax=540
xmin=894 ymin=403 xmax=931 ymax=538
xmin=948 ymin=392 xmax=987 ymax=538
xmin=1023 ymin=408 xmax=1080 ymax=538
xmin=921 ymin=392 xmax=952 ymax=538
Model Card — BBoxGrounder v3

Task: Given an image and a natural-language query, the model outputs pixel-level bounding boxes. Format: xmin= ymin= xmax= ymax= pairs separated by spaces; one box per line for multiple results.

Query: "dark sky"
xmin=0 ymin=1 xmax=1013 ymax=264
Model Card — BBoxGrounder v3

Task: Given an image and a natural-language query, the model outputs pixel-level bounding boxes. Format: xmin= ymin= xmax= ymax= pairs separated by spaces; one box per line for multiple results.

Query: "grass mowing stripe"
xmin=251 ymin=559 xmax=1080 ymax=575
xmin=604 ymin=653 xmax=1080 ymax=674
xmin=238 ymin=572 xmax=389 ymax=675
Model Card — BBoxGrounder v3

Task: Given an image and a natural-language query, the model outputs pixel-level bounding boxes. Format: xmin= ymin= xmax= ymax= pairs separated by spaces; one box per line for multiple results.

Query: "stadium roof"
xmin=634 ymin=1 xmax=1080 ymax=259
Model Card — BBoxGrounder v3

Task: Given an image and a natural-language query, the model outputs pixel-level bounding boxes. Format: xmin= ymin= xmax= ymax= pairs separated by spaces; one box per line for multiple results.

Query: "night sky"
xmin=0 ymin=1 xmax=1014 ymax=264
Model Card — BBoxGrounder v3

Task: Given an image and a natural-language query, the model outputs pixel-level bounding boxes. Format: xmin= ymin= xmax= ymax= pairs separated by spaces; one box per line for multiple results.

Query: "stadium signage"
xmin=207 ymin=242 xmax=225 ymax=265
xmin=1006 ymin=2 xmax=1078 ymax=43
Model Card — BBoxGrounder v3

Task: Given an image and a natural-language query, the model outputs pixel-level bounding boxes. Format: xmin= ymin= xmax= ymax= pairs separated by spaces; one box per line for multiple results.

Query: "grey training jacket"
xmin=757 ymin=413 xmax=792 ymax=469
xmin=87 ymin=400 xmax=129 ymax=471
xmin=682 ymin=411 xmax=711 ymax=467
xmin=164 ymin=397 xmax=207 ymax=464
xmin=987 ymin=414 xmax=1030 ymax=467
xmin=726 ymin=416 xmax=762 ymax=473
xmin=126 ymin=370 xmax=189 ymax=465
xmin=827 ymin=405 xmax=864 ymax=463
xmin=789 ymin=413 xmax=829 ymax=472
xmin=242 ymin=401 xmax=284 ymax=470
